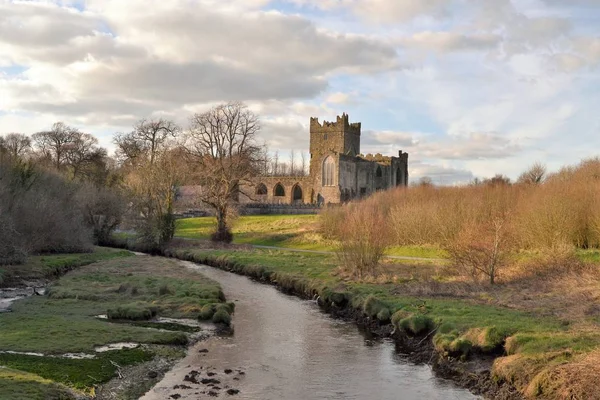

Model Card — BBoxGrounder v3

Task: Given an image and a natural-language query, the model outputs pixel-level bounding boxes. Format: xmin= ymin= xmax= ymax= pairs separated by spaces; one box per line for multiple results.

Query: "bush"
xmin=396 ymin=314 xmax=435 ymax=336
xmin=107 ymin=303 xmax=158 ymax=321
xmin=212 ymin=309 xmax=231 ymax=325
xmin=0 ymin=160 xmax=93 ymax=261
xmin=335 ymin=201 xmax=391 ymax=278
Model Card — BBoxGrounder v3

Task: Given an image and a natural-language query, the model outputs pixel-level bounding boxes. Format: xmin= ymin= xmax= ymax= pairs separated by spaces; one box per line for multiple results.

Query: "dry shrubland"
xmin=323 ymin=158 xmax=600 ymax=282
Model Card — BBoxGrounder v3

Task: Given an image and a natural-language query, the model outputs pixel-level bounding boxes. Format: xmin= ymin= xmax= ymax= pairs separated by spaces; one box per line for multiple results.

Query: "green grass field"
xmin=175 ymin=215 xmax=448 ymax=258
xmin=0 ymin=251 xmax=229 ymax=397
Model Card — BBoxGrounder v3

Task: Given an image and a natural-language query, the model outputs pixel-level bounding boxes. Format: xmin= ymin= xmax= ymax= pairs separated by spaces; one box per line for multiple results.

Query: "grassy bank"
xmin=0 ymin=247 xmax=133 ymax=287
xmin=153 ymin=239 xmax=600 ymax=399
xmin=174 ymin=215 xmax=447 ymax=258
xmin=0 ymin=250 xmax=232 ymax=398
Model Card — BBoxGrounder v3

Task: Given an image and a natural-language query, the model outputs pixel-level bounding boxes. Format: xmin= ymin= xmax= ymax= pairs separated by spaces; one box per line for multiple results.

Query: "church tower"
xmin=308 ymin=113 xmax=361 ymax=179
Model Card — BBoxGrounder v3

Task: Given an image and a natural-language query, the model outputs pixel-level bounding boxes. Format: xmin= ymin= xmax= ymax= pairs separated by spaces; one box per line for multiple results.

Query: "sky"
xmin=1 ymin=0 xmax=599 ymax=184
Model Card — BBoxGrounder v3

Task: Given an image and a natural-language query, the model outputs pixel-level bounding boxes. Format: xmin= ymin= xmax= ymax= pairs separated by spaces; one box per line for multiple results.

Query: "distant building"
xmin=242 ymin=113 xmax=409 ymax=205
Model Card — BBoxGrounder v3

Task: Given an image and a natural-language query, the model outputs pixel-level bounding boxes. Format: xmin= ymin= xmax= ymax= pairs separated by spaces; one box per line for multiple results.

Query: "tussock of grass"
xmin=107 ymin=302 xmax=158 ymax=321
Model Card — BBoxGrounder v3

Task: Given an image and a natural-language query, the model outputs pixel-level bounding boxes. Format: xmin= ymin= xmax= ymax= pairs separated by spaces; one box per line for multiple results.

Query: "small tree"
xmin=77 ymin=184 xmax=126 ymax=245
xmin=336 ymin=202 xmax=391 ymax=279
xmin=184 ymin=102 xmax=262 ymax=242
xmin=517 ymin=162 xmax=547 ymax=185
xmin=445 ymin=214 xmax=513 ymax=285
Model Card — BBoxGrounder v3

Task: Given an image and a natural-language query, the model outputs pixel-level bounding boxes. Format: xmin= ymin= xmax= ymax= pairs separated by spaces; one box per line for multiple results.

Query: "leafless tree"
xmin=517 ymin=162 xmax=547 ymax=185
xmin=2 ymin=133 xmax=31 ymax=160
xmin=115 ymin=118 xmax=180 ymax=166
xmin=183 ymin=102 xmax=262 ymax=242
xmin=272 ymin=150 xmax=279 ymax=176
xmin=32 ymin=122 xmax=79 ymax=170
xmin=300 ymin=151 xmax=308 ymax=176
xmin=290 ymin=150 xmax=296 ymax=176
xmin=124 ymin=149 xmax=185 ymax=247
xmin=32 ymin=123 xmax=106 ymax=180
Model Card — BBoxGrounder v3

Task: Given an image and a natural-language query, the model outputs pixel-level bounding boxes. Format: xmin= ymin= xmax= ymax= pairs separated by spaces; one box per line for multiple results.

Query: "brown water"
xmin=142 ymin=261 xmax=479 ymax=400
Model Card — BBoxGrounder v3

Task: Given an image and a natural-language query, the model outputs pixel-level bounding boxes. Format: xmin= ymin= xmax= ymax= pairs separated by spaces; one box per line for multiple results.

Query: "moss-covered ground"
xmin=0 ymin=251 xmax=230 ymax=398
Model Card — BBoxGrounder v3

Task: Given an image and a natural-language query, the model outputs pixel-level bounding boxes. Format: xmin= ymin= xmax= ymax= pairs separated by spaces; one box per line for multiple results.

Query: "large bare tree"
xmin=2 ymin=133 xmax=31 ymax=160
xmin=114 ymin=118 xmax=180 ymax=166
xmin=184 ymin=102 xmax=262 ymax=242
xmin=32 ymin=122 xmax=107 ymax=180
xmin=32 ymin=122 xmax=78 ymax=170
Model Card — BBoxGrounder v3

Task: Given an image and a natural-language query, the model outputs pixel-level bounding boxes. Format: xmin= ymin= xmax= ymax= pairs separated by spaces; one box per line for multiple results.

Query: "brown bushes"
xmin=323 ymin=158 xmax=600 ymax=281
xmin=335 ymin=200 xmax=392 ymax=278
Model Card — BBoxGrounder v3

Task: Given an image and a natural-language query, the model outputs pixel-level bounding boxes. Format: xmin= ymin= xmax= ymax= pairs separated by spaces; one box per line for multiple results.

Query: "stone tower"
xmin=309 ymin=113 xmax=361 ymax=178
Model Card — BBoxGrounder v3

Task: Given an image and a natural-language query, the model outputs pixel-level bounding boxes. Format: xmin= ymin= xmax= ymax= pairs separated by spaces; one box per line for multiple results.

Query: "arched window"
xmin=292 ymin=184 xmax=303 ymax=203
xmin=256 ymin=183 xmax=268 ymax=195
xmin=376 ymin=166 xmax=383 ymax=178
xmin=322 ymin=156 xmax=335 ymax=186
xmin=274 ymin=183 xmax=285 ymax=197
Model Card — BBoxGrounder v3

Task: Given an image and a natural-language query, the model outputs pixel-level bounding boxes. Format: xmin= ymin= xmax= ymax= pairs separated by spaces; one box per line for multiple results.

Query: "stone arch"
xmin=274 ymin=183 xmax=285 ymax=197
xmin=376 ymin=165 xmax=383 ymax=178
xmin=292 ymin=184 xmax=303 ymax=203
xmin=322 ymin=156 xmax=335 ymax=186
xmin=255 ymin=183 xmax=268 ymax=195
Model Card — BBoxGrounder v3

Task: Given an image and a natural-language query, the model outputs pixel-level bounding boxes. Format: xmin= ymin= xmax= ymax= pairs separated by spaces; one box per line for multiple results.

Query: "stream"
xmin=141 ymin=260 xmax=479 ymax=400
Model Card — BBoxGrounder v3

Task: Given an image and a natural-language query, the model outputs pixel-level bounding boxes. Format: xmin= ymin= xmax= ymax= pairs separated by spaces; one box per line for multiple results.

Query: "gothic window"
xmin=256 ymin=183 xmax=268 ymax=195
xmin=274 ymin=183 xmax=285 ymax=197
xmin=322 ymin=156 xmax=335 ymax=186
xmin=376 ymin=166 xmax=383 ymax=178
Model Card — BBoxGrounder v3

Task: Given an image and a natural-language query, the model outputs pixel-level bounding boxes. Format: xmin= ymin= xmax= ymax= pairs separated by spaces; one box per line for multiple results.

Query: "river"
xmin=141 ymin=261 xmax=479 ymax=400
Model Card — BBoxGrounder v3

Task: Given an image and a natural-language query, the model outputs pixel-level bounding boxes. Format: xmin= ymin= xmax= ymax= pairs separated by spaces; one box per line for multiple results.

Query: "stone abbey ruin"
xmin=242 ymin=113 xmax=409 ymax=205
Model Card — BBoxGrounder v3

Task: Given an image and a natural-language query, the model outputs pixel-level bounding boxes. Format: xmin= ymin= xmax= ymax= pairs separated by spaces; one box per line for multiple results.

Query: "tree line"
xmin=0 ymin=102 xmax=273 ymax=265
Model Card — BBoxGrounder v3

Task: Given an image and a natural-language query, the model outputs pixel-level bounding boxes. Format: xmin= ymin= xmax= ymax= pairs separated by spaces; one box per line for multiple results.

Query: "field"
xmin=175 ymin=215 xmax=447 ymax=259
xmin=0 ymin=250 xmax=230 ymax=398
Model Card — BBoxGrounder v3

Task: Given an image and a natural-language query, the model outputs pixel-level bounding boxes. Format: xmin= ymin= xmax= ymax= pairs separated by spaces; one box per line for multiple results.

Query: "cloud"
xmin=0 ymin=0 xmax=399 ymax=127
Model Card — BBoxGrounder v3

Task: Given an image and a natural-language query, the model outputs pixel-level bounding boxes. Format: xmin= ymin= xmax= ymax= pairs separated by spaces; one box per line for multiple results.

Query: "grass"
xmin=174 ymin=215 xmax=449 ymax=258
xmin=0 ymin=247 xmax=133 ymax=287
xmin=0 ymin=250 xmax=231 ymax=394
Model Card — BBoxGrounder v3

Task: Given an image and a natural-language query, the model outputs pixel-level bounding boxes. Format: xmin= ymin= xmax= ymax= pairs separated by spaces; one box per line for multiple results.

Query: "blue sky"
xmin=1 ymin=0 xmax=599 ymax=184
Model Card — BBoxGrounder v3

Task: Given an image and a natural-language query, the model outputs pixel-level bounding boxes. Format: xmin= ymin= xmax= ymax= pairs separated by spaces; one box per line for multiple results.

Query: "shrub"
xmin=107 ymin=303 xmax=158 ymax=321
xmin=396 ymin=314 xmax=435 ymax=336
xmin=212 ymin=309 xmax=231 ymax=325
xmin=198 ymin=304 xmax=216 ymax=320
xmin=336 ymin=201 xmax=391 ymax=278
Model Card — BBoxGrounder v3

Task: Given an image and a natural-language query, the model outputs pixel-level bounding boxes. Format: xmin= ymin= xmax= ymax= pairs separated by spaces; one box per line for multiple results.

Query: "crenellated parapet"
xmin=309 ymin=113 xmax=361 ymax=136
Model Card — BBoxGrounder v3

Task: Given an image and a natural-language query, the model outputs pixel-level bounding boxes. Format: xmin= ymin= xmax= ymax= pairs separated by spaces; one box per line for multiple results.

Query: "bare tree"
xmin=300 ymin=151 xmax=307 ymax=176
xmin=115 ymin=118 xmax=180 ymax=166
xmin=32 ymin=122 xmax=79 ymax=170
xmin=290 ymin=150 xmax=296 ymax=176
xmin=184 ymin=102 xmax=262 ymax=242
xmin=3 ymin=133 xmax=31 ymax=160
xmin=125 ymin=149 xmax=185 ymax=248
xmin=64 ymin=132 xmax=107 ymax=180
xmin=272 ymin=150 xmax=279 ymax=176
xmin=517 ymin=162 xmax=547 ymax=185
